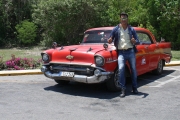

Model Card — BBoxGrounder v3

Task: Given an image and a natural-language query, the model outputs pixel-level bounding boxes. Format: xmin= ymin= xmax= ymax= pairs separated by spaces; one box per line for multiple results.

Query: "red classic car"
xmin=41 ymin=27 xmax=172 ymax=91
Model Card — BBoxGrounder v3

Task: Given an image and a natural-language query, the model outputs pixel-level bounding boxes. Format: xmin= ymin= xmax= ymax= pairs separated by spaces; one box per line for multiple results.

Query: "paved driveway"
xmin=0 ymin=66 xmax=180 ymax=120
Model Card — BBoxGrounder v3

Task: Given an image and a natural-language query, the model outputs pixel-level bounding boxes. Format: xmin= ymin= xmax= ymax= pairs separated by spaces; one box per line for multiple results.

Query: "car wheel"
xmin=106 ymin=69 xmax=121 ymax=92
xmin=54 ymin=79 xmax=70 ymax=85
xmin=153 ymin=60 xmax=163 ymax=75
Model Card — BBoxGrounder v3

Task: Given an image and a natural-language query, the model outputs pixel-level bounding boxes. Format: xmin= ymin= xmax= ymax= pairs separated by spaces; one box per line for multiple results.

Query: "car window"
xmin=82 ymin=30 xmax=111 ymax=43
xmin=137 ymin=32 xmax=152 ymax=44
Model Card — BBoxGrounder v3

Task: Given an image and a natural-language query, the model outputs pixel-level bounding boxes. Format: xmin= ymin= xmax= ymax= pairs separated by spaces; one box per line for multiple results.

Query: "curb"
xmin=0 ymin=69 xmax=42 ymax=76
xmin=165 ymin=64 xmax=180 ymax=66
xmin=165 ymin=61 xmax=180 ymax=67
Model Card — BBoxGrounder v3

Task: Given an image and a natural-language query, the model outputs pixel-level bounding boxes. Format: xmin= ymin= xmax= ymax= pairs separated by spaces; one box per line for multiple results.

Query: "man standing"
xmin=108 ymin=12 xmax=139 ymax=98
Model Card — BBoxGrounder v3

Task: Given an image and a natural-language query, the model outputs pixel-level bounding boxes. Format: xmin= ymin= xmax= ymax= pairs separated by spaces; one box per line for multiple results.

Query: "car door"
xmin=148 ymin=41 xmax=160 ymax=70
xmin=136 ymin=32 xmax=151 ymax=75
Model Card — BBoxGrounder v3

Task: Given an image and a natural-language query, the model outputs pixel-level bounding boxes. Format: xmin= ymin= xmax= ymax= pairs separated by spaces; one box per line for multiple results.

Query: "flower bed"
xmin=0 ymin=54 xmax=42 ymax=70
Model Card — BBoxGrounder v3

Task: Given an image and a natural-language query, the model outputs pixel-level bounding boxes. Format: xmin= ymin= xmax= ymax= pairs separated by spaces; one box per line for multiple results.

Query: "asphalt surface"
xmin=0 ymin=66 xmax=180 ymax=120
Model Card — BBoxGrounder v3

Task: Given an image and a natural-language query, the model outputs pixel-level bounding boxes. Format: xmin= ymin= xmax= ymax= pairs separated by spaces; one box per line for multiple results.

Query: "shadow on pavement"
xmin=44 ymin=69 xmax=175 ymax=99
xmin=44 ymin=82 xmax=120 ymax=99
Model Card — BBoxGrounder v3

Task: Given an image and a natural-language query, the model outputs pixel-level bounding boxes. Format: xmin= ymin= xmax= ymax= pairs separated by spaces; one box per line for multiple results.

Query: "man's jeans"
xmin=117 ymin=48 xmax=137 ymax=89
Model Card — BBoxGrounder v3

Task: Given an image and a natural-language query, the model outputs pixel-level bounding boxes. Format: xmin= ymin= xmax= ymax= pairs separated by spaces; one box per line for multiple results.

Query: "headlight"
xmin=42 ymin=53 xmax=49 ymax=62
xmin=95 ymin=56 xmax=104 ymax=66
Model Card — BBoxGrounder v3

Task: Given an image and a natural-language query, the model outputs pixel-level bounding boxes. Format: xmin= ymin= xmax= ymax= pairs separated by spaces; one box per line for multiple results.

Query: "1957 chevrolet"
xmin=41 ymin=27 xmax=172 ymax=91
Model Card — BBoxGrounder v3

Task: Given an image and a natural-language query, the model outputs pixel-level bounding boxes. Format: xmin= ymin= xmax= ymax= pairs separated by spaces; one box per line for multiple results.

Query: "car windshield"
xmin=82 ymin=30 xmax=111 ymax=43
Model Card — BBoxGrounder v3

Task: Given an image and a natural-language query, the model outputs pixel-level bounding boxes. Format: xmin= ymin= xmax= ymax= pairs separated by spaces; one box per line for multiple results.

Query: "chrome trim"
xmin=52 ymin=66 xmax=94 ymax=72
xmin=41 ymin=66 xmax=47 ymax=72
xmin=41 ymin=64 xmax=106 ymax=73
xmin=41 ymin=64 xmax=106 ymax=72
xmin=50 ymin=62 xmax=92 ymax=66
xmin=93 ymin=66 xmax=106 ymax=71
xmin=106 ymin=59 xmax=118 ymax=63
xmin=43 ymin=71 xmax=113 ymax=84
xmin=41 ymin=66 xmax=113 ymax=83
xmin=43 ymin=63 xmax=50 ymax=66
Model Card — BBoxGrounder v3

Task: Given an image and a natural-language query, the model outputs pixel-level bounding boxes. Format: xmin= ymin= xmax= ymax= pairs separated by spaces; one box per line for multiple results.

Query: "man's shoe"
xmin=120 ymin=89 xmax=126 ymax=98
xmin=132 ymin=87 xmax=138 ymax=94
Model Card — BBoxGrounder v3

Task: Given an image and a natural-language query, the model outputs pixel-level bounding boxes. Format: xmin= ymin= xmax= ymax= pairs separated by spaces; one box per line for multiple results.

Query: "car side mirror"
xmin=52 ymin=42 xmax=57 ymax=49
xmin=103 ymin=43 xmax=108 ymax=50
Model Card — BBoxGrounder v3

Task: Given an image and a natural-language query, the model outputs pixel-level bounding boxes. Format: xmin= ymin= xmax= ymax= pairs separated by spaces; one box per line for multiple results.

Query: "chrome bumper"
xmin=41 ymin=66 xmax=113 ymax=84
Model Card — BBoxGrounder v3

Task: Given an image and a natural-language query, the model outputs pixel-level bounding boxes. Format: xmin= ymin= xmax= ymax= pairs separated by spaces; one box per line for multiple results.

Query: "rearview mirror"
xmin=160 ymin=37 xmax=165 ymax=42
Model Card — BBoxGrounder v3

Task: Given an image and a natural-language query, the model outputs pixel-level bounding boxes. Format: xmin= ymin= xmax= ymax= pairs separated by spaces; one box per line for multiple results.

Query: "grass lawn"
xmin=0 ymin=47 xmax=44 ymax=62
xmin=171 ymin=50 xmax=180 ymax=61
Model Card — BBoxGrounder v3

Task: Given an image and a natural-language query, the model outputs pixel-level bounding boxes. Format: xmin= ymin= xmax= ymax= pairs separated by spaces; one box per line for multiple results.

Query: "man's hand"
xmin=131 ymin=35 xmax=136 ymax=45
xmin=107 ymin=37 xmax=112 ymax=44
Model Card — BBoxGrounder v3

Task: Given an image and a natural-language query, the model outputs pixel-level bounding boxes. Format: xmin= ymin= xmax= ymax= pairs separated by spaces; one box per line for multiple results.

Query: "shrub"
xmin=15 ymin=20 xmax=37 ymax=46
xmin=0 ymin=38 xmax=6 ymax=47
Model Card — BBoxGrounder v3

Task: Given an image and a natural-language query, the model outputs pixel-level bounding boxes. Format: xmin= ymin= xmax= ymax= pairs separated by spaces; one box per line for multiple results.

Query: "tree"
xmin=15 ymin=20 xmax=37 ymax=46
xmin=0 ymin=0 xmax=180 ymax=50
xmin=32 ymin=0 xmax=111 ymax=47
xmin=0 ymin=0 xmax=36 ymax=47
xmin=146 ymin=0 xmax=180 ymax=49
xmin=0 ymin=0 xmax=6 ymax=46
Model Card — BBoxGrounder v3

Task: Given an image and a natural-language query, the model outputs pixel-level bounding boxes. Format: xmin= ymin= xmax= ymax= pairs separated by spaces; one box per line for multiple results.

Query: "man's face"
xmin=120 ymin=15 xmax=128 ymax=24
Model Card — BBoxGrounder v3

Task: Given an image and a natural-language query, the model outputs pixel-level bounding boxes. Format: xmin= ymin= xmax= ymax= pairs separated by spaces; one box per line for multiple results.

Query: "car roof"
xmin=85 ymin=27 xmax=114 ymax=32
xmin=85 ymin=26 xmax=150 ymax=32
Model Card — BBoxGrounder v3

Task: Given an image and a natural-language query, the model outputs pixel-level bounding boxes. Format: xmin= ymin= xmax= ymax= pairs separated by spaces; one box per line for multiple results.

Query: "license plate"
xmin=60 ymin=72 xmax=74 ymax=77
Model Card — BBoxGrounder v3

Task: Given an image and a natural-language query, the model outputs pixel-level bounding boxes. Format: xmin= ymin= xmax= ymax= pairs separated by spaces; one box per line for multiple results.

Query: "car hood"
xmin=47 ymin=44 xmax=108 ymax=65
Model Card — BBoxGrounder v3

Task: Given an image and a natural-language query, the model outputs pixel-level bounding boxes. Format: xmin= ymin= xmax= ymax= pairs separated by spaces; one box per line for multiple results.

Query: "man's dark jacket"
xmin=109 ymin=25 xmax=140 ymax=53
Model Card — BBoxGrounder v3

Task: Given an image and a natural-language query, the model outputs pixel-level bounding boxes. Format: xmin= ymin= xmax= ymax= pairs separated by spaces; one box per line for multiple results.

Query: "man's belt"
xmin=118 ymin=48 xmax=132 ymax=51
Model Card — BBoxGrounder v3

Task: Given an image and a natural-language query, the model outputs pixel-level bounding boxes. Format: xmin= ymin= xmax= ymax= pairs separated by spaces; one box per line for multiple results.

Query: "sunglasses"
xmin=120 ymin=18 xmax=128 ymax=21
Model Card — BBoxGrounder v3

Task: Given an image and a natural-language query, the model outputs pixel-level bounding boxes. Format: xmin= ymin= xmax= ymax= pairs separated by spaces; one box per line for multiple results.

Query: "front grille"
xmin=49 ymin=64 xmax=95 ymax=76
